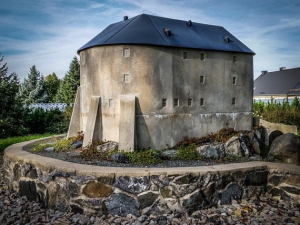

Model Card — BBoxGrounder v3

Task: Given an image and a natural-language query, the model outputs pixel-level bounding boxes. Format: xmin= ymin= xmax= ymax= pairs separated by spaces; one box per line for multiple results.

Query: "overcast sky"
xmin=1 ymin=0 xmax=299 ymax=81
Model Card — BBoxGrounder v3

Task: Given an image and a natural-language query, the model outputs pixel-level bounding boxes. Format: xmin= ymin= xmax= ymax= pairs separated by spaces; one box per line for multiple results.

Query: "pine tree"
xmin=55 ymin=57 xmax=80 ymax=104
xmin=45 ymin=72 xmax=60 ymax=102
xmin=0 ymin=53 xmax=20 ymax=116
xmin=0 ymin=52 xmax=27 ymax=138
xmin=18 ymin=65 xmax=49 ymax=104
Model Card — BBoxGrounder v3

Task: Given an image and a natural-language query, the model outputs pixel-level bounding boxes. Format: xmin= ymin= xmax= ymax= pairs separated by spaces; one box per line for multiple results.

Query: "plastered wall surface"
xmin=78 ymin=45 xmax=253 ymax=149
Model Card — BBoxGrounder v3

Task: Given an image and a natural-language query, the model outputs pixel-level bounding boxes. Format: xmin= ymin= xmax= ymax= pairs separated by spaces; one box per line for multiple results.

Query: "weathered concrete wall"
xmin=4 ymin=140 xmax=300 ymax=217
xmin=259 ymin=119 xmax=298 ymax=146
xmin=76 ymin=45 xmax=253 ymax=149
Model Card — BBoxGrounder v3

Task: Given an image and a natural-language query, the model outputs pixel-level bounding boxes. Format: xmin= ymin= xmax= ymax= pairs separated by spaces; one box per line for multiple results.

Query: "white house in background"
xmin=254 ymin=67 xmax=300 ymax=103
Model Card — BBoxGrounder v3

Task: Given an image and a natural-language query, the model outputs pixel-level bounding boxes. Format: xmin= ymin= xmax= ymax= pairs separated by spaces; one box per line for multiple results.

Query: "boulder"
xmin=269 ymin=130 xmax=283 ymax=146
xmin=224 ymin=136 xmax=240 ymax=157
xmin=238 ymin=133 xmax=254 ymax=157
xmin=161 ymin=150 xmax=178 ymax=159
xmin=267 ymin=133 xmax=300 ymax=165
xmin=197 ymin=143 xmax=225 ymax=159
xmin=97 ymin=141 xmax=118 ymax=152
xmin=248 ymin=131 xmax=261 ymax=155
xmin=71 ymin=140 xmax=83 ymax=149
xmin=110 ymin=153 xmax=130 ymax=163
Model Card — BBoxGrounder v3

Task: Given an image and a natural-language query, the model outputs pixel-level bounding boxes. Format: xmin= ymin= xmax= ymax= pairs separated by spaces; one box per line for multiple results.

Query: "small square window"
xmin=233 ymin=77 xmax=236 ymax=85
xmin=124 ymin=74 xmax=130 ymax=83
xmin=200 ymin=98 xmax=204 ymax=106
xmin=162 ymin=99 xmax=167 ymax=107
xmin=200 ymin=75 xmax=205 ymax=84
xmin=109 ymin=99 xmax=115 ymax=107
xmin=200 ymin=53 xmax=205 ymax=61
xmin=232 ymin=98 xmax=236 ymax=105
xmin=123 ymin=48 xmax=130 ymax=58
xmin=233 ymin=55 xmax=237 ymax=63
xmin=188 ymin=99 xmax=192 ymax=106
xmin=183 ymin=52 xmax=188 ymax=60
xmin=174 ymin=99 xmax=179 ymax=107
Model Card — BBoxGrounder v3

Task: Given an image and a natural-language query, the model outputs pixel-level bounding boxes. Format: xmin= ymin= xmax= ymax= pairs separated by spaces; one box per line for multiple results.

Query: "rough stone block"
xmin=114 ymin=176 xmax=150 ymax=194
xmin=245 ymin=170 xmax=268 ymax=186
xmin=218 ymin=183 xmax=243 ymax=205
xmin=105 ymin=193 xmax=140 ymax=217
xmin=19 ymin=180 xmax=37 ymax=202
xmin=179 ymin=189 xmax=204 ymax=213
xmin=138 ymin=191 xmax=159 ymax=209
xmin=82 ymin=181 xmax=113 ymax=198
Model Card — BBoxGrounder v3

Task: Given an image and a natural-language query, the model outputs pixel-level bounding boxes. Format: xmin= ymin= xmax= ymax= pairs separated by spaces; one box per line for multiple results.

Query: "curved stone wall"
xmin=4 ymin=139 xmax=300 ymax=216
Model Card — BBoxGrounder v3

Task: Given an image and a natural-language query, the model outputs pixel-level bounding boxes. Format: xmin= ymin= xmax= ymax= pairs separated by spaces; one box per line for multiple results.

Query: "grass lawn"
xmin=0 ymin=134 xmax=55 ymax=153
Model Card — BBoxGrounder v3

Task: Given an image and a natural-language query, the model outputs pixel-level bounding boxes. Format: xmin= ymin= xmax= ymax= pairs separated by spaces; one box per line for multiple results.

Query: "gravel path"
xmin=1 ymin=154 xmax=300 ymax=224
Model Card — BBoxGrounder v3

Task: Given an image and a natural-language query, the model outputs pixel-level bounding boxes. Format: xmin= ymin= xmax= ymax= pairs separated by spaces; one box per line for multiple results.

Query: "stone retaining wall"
xmin=4 ymin=140 xmax=300 ymax=217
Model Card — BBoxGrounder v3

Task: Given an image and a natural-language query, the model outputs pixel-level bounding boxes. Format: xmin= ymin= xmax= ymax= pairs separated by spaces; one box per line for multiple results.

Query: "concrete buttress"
xmin=82 ymin=96 xmax=102 ymax=147
xmin=119 ymin=95 xmax=136 ymax=152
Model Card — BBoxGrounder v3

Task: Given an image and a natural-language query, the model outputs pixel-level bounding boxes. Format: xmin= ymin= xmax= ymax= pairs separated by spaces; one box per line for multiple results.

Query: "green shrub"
xmin=53 ymin=138 xmax=74 ymax=152
xmin=31 ymin=143 xmax=53 ymax=153
xmin=176 ymin=144 xmax=199 ymax=160
xmin=253 ymin=97 xmax=300 ymax=130
xmin=123 ymin=149 xmax=163 ymax=165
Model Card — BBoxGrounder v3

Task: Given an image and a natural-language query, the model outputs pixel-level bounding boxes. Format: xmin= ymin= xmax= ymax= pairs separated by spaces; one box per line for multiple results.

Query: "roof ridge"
xmin=102 ymin=15 xmax=139 ymax=44
xmin=147 ymin=14 xmax=170 ymax=46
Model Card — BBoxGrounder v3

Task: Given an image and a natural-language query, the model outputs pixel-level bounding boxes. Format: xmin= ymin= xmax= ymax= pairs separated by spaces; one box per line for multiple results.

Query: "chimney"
xmin=261 ymin=70 xmax=268 ymax=75
xmin=280 ymin=67 xmax=286 ymax=71
xmin=123 ymin=16 xmax=128 ymax=21
xmin=164 ymin=28 xmax=171 ymax=36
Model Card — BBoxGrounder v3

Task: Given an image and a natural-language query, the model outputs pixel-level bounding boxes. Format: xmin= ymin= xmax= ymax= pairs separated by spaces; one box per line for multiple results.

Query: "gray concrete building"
xmin=68 ymin=14 xmax=255 ymax=151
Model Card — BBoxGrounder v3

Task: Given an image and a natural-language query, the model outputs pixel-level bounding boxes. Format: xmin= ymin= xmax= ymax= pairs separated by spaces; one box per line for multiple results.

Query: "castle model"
xmin=68 ymin=14 xmax=255 ymax=151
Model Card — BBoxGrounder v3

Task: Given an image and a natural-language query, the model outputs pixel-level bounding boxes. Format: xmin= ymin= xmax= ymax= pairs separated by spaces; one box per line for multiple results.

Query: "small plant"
xmin=53 ymin=138 xmax=74 ymax=152
xmin=123 ymin=149 xmax=163 ymax=165
xmin=176 ymin=144 xmax=199 ymax=160
xmin=30 ymin=143 xmax=53 ymax=153
xmin=80 ymin=141 xmax=114 ymax=161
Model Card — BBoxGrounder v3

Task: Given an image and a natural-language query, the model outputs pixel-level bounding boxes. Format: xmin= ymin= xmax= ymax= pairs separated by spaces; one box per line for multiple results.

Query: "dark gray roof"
xmin=78 ymin=14 xmax=254 ymax=54
xmin=287 ymin=82 xmax=300 ymax=96
xmin=254 ymin=67 xmax=300 ymax=96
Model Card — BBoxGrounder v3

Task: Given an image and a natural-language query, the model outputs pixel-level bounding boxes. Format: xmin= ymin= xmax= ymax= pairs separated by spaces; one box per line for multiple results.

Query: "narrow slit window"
xmin=200 ymin=53 xmax=205 ymax=61
xmin=233 ymin=55 xmax=237 ymax=63
xmin=174 ymin=99 xmax=179 ymax=107
xmin=233 ymin=77 xmax=236 ymax=85
xmin=109 ymin=99 xmax=114 ymax=107
xmin=123 ymin=48 xmax=130 ymax=58
xmin=188 ymin=99 xmax=192 ymax=106
xmin=200 ymin=98 xmax=204 ymax=106
xmin=124 ymin=74 xmax=130 ymax=83
xmin=232 ymin=98 xmax=236 ymax=105
xmin=183 ymin=52 xmax=188 ymax=60
xmin=162 ymin=99 xmax=167 ymax=107
xmin=200 ymin=75 xmax=205 ymax=84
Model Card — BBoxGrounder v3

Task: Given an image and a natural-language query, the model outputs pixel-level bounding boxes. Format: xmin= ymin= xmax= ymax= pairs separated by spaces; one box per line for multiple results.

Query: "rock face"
xmin=267 ymin=133 xmax=300 ymax=165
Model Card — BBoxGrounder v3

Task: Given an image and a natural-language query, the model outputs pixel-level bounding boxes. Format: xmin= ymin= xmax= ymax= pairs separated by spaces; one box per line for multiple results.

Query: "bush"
xmin=253 ymin=97 xmax=300 ymax=131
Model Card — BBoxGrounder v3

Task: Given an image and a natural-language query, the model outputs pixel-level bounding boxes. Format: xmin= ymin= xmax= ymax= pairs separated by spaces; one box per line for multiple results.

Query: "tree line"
xmin=0 ymin=52 xmax=80 ymax=138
